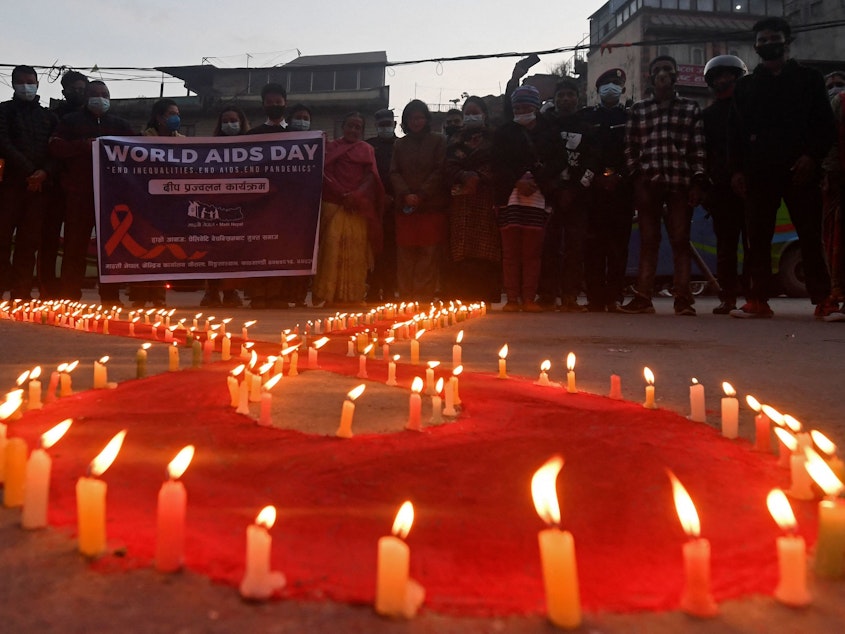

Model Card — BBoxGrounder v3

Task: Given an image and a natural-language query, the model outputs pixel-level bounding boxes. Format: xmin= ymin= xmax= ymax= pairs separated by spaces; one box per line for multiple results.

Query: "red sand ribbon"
xmin=104 ymin=204 xmax=207 ymax=260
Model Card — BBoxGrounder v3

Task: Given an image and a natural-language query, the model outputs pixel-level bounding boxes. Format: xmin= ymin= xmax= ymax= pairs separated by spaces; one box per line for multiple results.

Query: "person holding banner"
xmin=313 ymin=112 xmax=384 ymax=307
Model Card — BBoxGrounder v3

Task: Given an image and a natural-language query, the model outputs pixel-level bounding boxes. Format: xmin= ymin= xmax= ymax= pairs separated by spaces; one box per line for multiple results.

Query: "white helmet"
xmin=703 ymin=55 xmax=748 ymax=86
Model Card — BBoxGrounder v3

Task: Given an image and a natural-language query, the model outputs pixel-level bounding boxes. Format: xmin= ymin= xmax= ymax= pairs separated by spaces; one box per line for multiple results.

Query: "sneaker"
xmin=618 ymin=296 xmax=655 ymax=314
xmin=674 ymin=298 xmax=697 ymax=316
xmin=561 ymin=296 xmax=588 ymax=313
xmin=814 ymin=297 xmax=840 ymax=320
xmin=222 ymin=290 xmax=243 ymax=307
xmin=502 ymin=301 xmax=521 ymax=312
xmin=712 ymin=301 xmax=736 ymax=315
xmin=200 ymin=290 xmax=222 ymax=307
xmin=730 ymin=300 xmax=774 ymax=319
xmin=522 ymin=300 xmax=543 ymax=313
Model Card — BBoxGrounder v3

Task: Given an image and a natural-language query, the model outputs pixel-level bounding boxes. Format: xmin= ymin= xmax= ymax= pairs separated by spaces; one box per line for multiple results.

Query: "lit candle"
xmin=22 ymin=418 xmax=72 ymax=529
xmin=746 ymin=396 xmax=770 ymax=452
xmin=129 ymin=317 xmax=139 ymax=336
xmin=288 ymin=348 xmax=299 ymax=377
xmin=531 ymin=456 xmax=581 ymax=629
xmin=168 ymin=341 xmax=180 ymax=372
xmin=535 ymin=360 xmax=552 ymax=387
xmin=3 ymin=436 xmax=28 ymax=508
xmin=336 ymin=384 xmax=366 ymax=438
xmin=221 ymin=333 xmax=232 ymax=361
xmin=721 ymin=382 xmax=739 ymax=439
xmin=805 ymin=447 xmax=845 ymax=579
xmin=498 ymin=344 xmax=508 ymax=379
xmin=766 ymin=488 xmax=811 ymax=606
xmin=452 ymin=365 xmax=463 ymax=407
xmin=192 ymin=338 xmax=202 ymax=368
xmin=382 ymin=336 xmax=394 ymax=361
xmin=164 ymin=325 xmax=174 ymax=343
xmin=452 ymin=330 xmax=463 ymax=368
xmin=155 ymin=445 xmax=194 ymax=572
xmin=236 ymin=368 xmax=251 ymax=415
xmin=410 ymin=329 xmax=425 ymax=365
xmin=77 ymin=429 xmax=127 ymax=556
xmin=386 ymin=354 xmax=400 ymax=387
xmin=774 ymin=427 xmax=814 ymax=501
xmin=811 ymin=430 xmax=845 ymax=484
xmin=689 ymin=378 xmax=705 ymax=422
xmin=307 ymin=337 xmax=329 ymax=369
xmin=375 ymin=501 xmax=425 ymax=618
xmin=609 ymin=373 xmax=622 ymax=400
xmin=258 ymin=375 xmax=282 ymax=427
xmin=45 ymin=365 xmax=61 ymax=404
xmin=357 ymin=345 xmax=373 ymax=379
xmin=406 ymin=377 xmax=424 ymax=431
xmin=27 ymin=366 xmax=42 ymax=410
xmin=763 ymin=405 xmax=791 ymax=467
xmin=203 ymin=334 xmax=215 ymax=364
xmin=137 ymin=343 xmax=151 ymax=379
xmin=643 ymin=367 xmax=656 ymax=409
xmin=93 ymin=355 xmax=109 ymax=389
xmin=60 ymin=360 xmax=79 ymax=397
xmin=430 ymin=378 xmax=444 ymax=424
xmin=347 ymin=336 xmax=356 ymax=358
xmin=242 ymin=320 xmax=256 ymax=342
xmin=565 ymin=352 xmax=576 ymax=394
xmin=239 ymin=505 xmax=286 ymax=600
xmin=425 ymin=361 xmax=440 ymax=395
xmin=151 ymin=320 xmax=161 ymax=340
xmin=228 ymin=364 xmax=245 ymax=408
xmin=668 ymin=470 xmax=718 ymax=617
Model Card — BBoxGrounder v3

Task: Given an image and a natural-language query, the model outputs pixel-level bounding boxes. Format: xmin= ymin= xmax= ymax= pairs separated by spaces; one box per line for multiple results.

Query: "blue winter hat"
xmin=510 ymin=85 xmax=541 ymax=109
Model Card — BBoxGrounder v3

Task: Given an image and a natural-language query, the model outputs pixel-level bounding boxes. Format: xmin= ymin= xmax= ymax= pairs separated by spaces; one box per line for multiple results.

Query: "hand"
xmin=790 ymin=154 xmax=816 ymax=187
xmin=730 ymin=172 xmax=747 ymax=200
xmin=404 ymin=194 xmax=420 ymax=207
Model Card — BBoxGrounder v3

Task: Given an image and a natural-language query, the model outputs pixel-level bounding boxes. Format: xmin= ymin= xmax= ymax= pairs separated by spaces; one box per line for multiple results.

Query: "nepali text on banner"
xmin=93 ymin=132 xmax=325 ymax=282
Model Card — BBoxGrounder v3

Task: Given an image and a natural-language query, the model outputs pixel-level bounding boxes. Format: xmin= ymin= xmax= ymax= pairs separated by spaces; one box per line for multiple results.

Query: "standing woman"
xmin=389 ymin=100 xmax=448 ymax=302
xmin=200 ymin=105 xmax=250 ymax=308
xmin=129 ymin=98 xmax=183 ymax=308
xmin=443 ymin=96 xmax=500 ymax=302
xmin=312 ymin=112 xmax=384 ymax=307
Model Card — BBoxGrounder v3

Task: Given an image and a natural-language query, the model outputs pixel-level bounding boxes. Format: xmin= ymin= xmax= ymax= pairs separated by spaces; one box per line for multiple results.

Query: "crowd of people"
xmin=1 ymin=17 xmax=843 ymax=320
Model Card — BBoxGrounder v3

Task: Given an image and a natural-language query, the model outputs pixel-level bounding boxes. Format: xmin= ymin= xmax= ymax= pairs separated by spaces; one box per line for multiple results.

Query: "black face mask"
xmin=756 ymin=42 xmax=785 ymax=61
xmin=63 ymin=92 xmax=85 ymax=108
xmin=265 ymin=105 xmax=285 ymax=120
xmin=444 ymin=125 xmax=461 ymax=136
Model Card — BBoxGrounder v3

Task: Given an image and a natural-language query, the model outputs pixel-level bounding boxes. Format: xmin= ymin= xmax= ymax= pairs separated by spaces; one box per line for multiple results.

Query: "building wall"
xmin=786 ymin=1 xmax=845 ymax=63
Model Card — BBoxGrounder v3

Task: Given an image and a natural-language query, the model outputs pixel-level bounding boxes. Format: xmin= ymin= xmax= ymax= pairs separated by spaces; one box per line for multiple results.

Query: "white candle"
xmin=609 ymin=374 xmax=622 ymax=400
xmin=136 ymin=344 xmax=150 ymax=379
xmin=258 ymin=375 xmax=282 ymax=427
xmin=387 ymin=354 xmax=399 ymax=387
xmin=357 ymin=346 xmax=373 ymax=379
xmin=430 ymin=378 xmax=444 ymax=424
xmin=689 ymin=378 xmax=705 ymax=422
xmin=767 ymin=489 xmax=811 ymax=606
xmin=565 ymin=352 xmax=576 ymax=394
xmin=221 ymin=333 xmax=232 ymax=361
xmin=720 ymin=382 xmax=738 ymax=438
xmin=425 ymin=361 xmax=439 ymax=395
xmin=77 ymin=430 xmax=126 ymax=556
xmin=22 ymin=419 xmax=73 ymax=529
xmin=410 ymin=330 xmax=424 ymax=365
xmin=774 ymin=428 xmax=815 ymax=500
xmin=3 ymin=437 xmax=28 ymax=508
xmin=168 ymin=342 xmax=180 ymax=372
xmin=375 ymin=501 xmax=424 ymax=618
xmin=93 ymin=356 xmax=109 ymax=389
xmin=535 ymin=360 xmax=552 ymax=387
xmin=236 ymin=371 xmax=251 ymax=415
xmin=155 ymin=445 xmax=194 ymax=572
xmin=60 ymin=361 xmax=79 ymax=397
xmin=239 ymin=506 xmax=286 ymax=600
xmin=406 ymin=377 xmax=424 ymax=431
xmin=452 ymin=330 xmax=463 ymax=368
xmin=643 ymin=367 xmax=656 ymax=409
xmin=498 ymin=344 xmax=508 ymax=379
xmin=336 ymin=384 xmax=365 ymax=438
xmin=27 ymin=366 xmax=43 ymax=410
xmin=228 ymin=365 xmax=244 ymax=407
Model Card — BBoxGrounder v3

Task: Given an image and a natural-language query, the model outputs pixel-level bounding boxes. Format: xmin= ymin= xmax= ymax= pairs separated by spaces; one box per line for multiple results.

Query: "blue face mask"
xmin=463 ymin=114 xmax=485 ymax=127
xmin=87 ymin=97 xmax=110 ymax=114
xmin=165 ymin=114 xmax=181 ymax=132
xmin=13 ymin=83 xmax=38 ymax=101
xmin=288 ymin=118 xmax=311 ymax=131
xmin=598 ymin=83 xmax=624 ymax=101
xmin=220 ymin=121 xmax=240 ymax=135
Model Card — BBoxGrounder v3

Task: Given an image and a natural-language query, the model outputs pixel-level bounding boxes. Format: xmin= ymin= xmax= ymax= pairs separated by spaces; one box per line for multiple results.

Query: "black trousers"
xmin=585 ymin=182 xmax=633 ymax=307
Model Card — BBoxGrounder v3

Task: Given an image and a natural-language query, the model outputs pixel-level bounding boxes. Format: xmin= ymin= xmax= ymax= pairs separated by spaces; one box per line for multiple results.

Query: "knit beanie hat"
xmin=511 ymin=85 xmax=541 ymax=109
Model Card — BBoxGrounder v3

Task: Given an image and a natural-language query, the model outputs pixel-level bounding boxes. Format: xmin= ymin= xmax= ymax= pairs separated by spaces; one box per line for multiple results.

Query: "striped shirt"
xmin=624 ymin=94 xmax=706 ymax=190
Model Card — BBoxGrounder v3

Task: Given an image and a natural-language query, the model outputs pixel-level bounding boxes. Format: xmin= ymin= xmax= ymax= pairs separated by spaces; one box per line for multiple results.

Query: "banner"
xmin=93 ymin=132 xmax=324 ymax=282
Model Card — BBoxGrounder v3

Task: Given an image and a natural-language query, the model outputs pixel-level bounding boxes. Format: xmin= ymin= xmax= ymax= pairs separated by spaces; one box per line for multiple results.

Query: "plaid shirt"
xmin=624 ymin=94 xmax=706 ymax=190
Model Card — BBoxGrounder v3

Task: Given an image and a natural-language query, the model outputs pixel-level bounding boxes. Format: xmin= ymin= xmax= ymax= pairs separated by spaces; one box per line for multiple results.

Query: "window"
xmin=716 ymin=0 xmax=732 ymax=11
xmin=697 ymin=0 xmax=714 ymax=9
xmin=692 ymin=47 xmax=705 ymax=65
xmin=679 ymin=0 xmax=692 ymax=8
xmin=662 ymin=0 xmax=678 ymax=8
xmin=312 ymin=70 xmax=333 ymax=91
xmin=360 ymin=67 xmax=384 ymax=89
xmin=335 ymin=69 xmax=358 ymax=90
xmin=290 ymin=70 xmax=310 ymax=92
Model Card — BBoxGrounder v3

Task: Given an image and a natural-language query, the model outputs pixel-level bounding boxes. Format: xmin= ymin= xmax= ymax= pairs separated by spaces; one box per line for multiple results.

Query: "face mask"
xmin=598 ymin=83 xmax=624 ymax=100
xmin=756 ymin=42 xmax=785 ymax=61
xmin=463 ymin=114 xmax=484 ymax=127
xmin=828 ymin=86 xmax=845 ymax=99
xmin=87 ymin=97 xmax=110 ymax=114
xmin=64 ymin=91 xmax=86 ymax=108
xmin=265 ymin=105 xmax=285 ymax=120
xmin=513 ymin=112 xmax=536 ymax=126
xmin=220 ymin=121 xmax=241 ymax=136
xmin=444 ymin=124 xmax=461 ymax=136
xmin=165 ymin=114 xmax=181 ymax=131
xmin=289 ymin=118 xmax=310 ymax=131
xmin=376 ymin=125 xmax=394 ymax=139
xmin=13 ymin=83 xmax=38 ymax=101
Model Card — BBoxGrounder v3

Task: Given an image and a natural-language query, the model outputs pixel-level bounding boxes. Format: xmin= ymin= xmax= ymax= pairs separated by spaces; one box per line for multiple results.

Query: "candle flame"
xmin=774 ymin=427 xmax=797 ymax=452
xmin=767 ymin=489 xmax=797 ymax=531
xmin=258 ymin=361 xmax=274 ymax=375
xmin=263 ymin=374 xmax=282 ymax=391
xmin=194 ymin=312 xmax=203 ymax=319
xmin=453 ymin=365 xmax=463 ymax=377
xmin=1 ymin=391 xmax=23 ymax=419
xmin=761 ymin=405 xmax=784 ymax=426
xmin=140 ymin=344 xmax=151 ymax=352
xmin=435 ymin=377 xmax=444 ymax=394
xmin=783 ymin=414 xmax=802 ymax=433
xmin=746 ymin=395 xmax=761 ymax=412
xmin=811 ymin=430 xmax=837 ymax=457
xmin=531 ymin=455 xmax=564 ymax=526
xmin=391 ymin=501 xmax=414 ymax=539
xmin=16 ymin=370 xmax=29 ymax=386
xmin=243 ymin=320 xmax=257 ymax=329
xmin=384 ymin=337 xmax=395 ymax=345
xmin=347 ymin=384 xmax=366 ymax=401
xmin=456 ymin=330 xmax=464 ymax=344
xmin=691 ymin=377 xmax=699 ymax=385
xmin=167 ymin=445 xmax=195 ymax=479
xmin=499 ymin=344 xmax=508 ymax=360
xmin=30 ymin=366 xmax=42 ymax=380
xmin=98 ymin=355 xmax=110 ymax=365
xmin=89 ymin=429 xmax=127 ymax=477
xmin=805 ymin=447 xmax=844 ymax=496
xmin=644 ymin=367 xmax=654 ymax=385
xmin=363 ymin=344 xmax=374 ymax=355
xmin=256 ymin=505 xmax=276 ymax=529
xmin=411 ymin=377 xmax=424 ymax=394
xmin=392 ymin=354 xmax=400 ymax=362
xmin=566 ymin=352 xmax=576 ymax=372
xmin=541 ymin=360 xmax=551 ymax=372
xmin=57 ymin=362 xmax=67 ymax=373
xmin=249 ymin=350 xmax=258 ymax=369
xmin=244 ymin=342 xmax=255 ymax=350
xmin=427 ymin=360 xmax=440 ymax=369
xmin=280 ymin=345 xmax=299 ymax=357
xmin=66 ymin=360 xmax=80 ymax=373
xmin=231 ymin=364 xmax=245 ymax=377
xmin=41 ymin=418 xmax=72 ymax=449
xmin=722 ymin=382 xmax=736 ymax=397
xmin=667 ymin=470 xmax=700 ymax=538
xmin=415 ymin=329 xmax=426 ymax=341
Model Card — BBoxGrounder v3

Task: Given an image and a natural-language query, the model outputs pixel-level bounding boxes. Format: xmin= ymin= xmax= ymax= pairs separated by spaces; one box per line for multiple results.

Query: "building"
xmin=586 ymin=1 xmax=785 ymax=106
xmin=785 ymin=1 xmax=845 ymax=74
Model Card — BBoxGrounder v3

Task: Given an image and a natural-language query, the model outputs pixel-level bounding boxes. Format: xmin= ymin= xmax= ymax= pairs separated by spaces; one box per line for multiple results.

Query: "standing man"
xmin=581 ymin=68 xmax=632 ymax=313
xmin=0 ymin=65 xmax=58 ymax=300
xmin=729 ymin=17 xmax=836 ymax=319
xmin=365 ymin=108 xmax=397 ymax=302
xmin=702 ymin=55 xmax=748 ymax=314
xmin=49 ymin=80 xmax=135 ymax=304
xmin=620 ymin=55 xmax=706 ymax=316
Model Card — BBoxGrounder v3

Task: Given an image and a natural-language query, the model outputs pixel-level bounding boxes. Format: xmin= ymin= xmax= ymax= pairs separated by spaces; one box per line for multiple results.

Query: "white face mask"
xmin=376 ymin=125 xmax=395 ymax=138
xmin=513 ymin=112 xmax=536 ymax=126
xmin=289 ymin=118 xmax=311 ymax=131
xmin=87 ymin=97 xmax=110 ymax=114
xmin=463 ymin=114 xmax=484 ymax=127
xmin=220 ymin=121 xmax=241 ymax=135
xmin=598 ymin=83 xmax=624 ymax=100
xmin=13 ymin=83 xmax=38 ymax=101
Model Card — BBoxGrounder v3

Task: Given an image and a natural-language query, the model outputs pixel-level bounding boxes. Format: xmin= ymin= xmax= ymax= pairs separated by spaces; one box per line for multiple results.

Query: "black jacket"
xmin=0 ymin=95 xmax=58 ymax=183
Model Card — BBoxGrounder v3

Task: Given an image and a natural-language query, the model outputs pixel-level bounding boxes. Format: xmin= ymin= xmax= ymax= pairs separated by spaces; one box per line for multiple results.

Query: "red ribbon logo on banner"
xmin=104 ymin=204 xmax=207 ymax=260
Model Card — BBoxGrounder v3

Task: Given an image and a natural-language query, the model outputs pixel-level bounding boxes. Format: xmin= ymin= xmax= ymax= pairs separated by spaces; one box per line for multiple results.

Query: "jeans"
xmin=500 ymin=225 xmax=545 ymax=303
